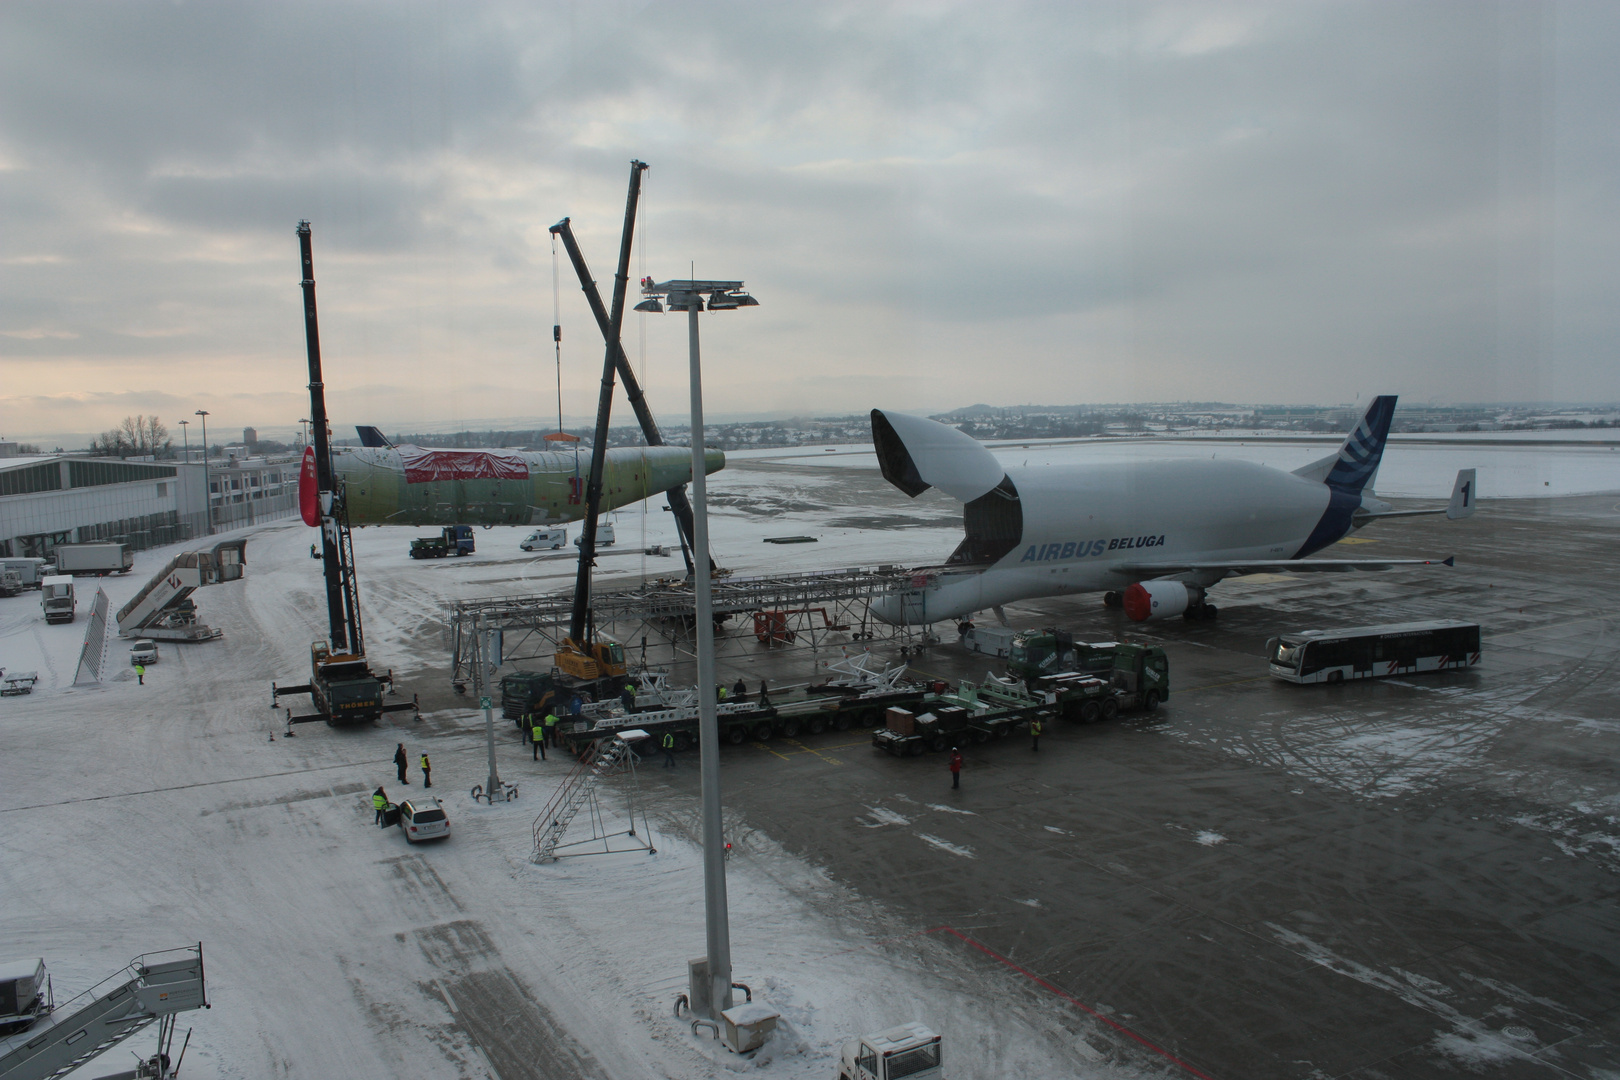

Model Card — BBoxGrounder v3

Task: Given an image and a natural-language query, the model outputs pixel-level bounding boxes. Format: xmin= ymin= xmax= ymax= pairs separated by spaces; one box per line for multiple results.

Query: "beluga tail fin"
xmin=870 ymin=410 xmax=1005 ymax=502
xmin=1323 ymin=395 xmax=1396 ymax=493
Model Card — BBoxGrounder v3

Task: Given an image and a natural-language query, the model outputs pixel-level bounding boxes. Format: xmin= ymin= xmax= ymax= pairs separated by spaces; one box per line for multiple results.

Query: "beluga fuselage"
xmin=869 ymin=396 xmax=1475 ymax=626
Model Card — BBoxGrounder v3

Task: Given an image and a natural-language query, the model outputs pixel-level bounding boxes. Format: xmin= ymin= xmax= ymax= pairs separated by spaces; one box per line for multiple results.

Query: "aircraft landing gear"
xmin=1182 ymin=603 xmax=1219 ymax=621
xmin=1103 ymin=591 xmax=1123 ymax=610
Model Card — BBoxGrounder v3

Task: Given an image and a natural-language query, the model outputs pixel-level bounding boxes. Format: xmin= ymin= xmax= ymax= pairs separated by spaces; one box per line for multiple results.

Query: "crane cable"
xmin=552 ymin=231 xmax=580 ymax=489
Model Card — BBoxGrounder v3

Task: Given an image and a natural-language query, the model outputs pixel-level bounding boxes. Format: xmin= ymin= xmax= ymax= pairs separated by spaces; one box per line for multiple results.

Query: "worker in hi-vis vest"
xmin=662 ymin=731 xmax=676 ymax=768
xmin=373 ymin=786 xmax=387 ymax=824
xmin=420 ymin=753 xmax=431 ymax=788
xmin=544 ymin=712 xmax=559 ymax=748
xmin=531 ymin=717 xmax=546 ymax=761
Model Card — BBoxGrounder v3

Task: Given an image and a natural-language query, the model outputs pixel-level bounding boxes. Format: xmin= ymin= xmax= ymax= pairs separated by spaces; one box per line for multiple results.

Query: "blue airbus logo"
xmin=1019 ymin=534 xmax=1167 ymax=563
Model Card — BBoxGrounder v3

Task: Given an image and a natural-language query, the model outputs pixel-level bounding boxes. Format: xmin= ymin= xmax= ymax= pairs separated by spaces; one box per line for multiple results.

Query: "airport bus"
xmin=1266 ymin=620 xmax=1481 ymax=684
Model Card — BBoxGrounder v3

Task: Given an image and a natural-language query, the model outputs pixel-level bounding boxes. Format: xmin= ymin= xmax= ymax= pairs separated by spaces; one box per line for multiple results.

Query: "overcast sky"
xmin=2 ymin=1 xmax=1616 ymax=447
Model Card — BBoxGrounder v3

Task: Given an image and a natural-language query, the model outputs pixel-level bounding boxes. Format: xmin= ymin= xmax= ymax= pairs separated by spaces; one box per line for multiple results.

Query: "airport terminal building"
xmin=0 ymin=453 xmax=299 ymax=558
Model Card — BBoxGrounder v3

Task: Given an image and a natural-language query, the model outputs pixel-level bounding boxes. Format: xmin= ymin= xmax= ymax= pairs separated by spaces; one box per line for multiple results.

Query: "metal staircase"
xmin=115 ymin=541 xmax=246 ymax=642
xmin=0 ymin=945 xmax=206 ymax=1080
xmin=530 ymin=736 xmax=653 ymax=863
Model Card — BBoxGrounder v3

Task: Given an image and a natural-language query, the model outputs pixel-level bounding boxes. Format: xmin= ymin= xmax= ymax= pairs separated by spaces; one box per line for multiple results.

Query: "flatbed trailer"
xmin=561 ymin=684 xmax=928 ymax=753
xmin=871 ymin=680 xmax=1050 ymax=756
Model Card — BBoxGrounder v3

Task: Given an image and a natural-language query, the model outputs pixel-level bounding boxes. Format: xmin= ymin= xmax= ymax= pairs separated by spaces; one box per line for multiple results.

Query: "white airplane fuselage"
xmin=872 ymin=457 xmax=1337 ymax=625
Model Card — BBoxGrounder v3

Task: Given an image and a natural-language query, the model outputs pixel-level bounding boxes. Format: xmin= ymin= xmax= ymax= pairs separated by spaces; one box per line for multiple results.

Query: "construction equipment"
xmin=554 ymin=635 xmax=627 ymax=682
xmin=0 ymin=945 xmax=207 ymax=1080
xmin=1005 ymin=629 xmax=1170 ymax=713
xmin=837 ymin=1023 xmax=942 ymax=1080
xmin=271 ymin=223 xmax=418 ymax=729
xmin=114 ymin=540 xmax=245 ymax=642
xmin=409 ymin=525 xmax=475 ymax=559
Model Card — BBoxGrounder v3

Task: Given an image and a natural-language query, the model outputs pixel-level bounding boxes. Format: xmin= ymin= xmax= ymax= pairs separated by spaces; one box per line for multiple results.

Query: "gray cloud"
xmin=2 ymin=0 xmax=1616 ymax=442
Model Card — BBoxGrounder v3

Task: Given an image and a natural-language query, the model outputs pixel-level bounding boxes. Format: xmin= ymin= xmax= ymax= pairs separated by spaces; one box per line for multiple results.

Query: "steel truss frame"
xmin=447 ymin=566 xmax=940 ymax=686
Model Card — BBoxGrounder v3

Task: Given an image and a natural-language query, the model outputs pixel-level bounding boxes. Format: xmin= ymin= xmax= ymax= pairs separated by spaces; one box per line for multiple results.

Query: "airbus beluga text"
xmin=868 ymin=396 xmax=1475 ymax=626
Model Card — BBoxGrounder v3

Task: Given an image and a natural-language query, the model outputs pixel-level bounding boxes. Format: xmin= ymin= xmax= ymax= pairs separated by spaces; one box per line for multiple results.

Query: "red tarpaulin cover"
xmin=398 ymin=447 xmax=529 ymax=484
xmin=299 ymin=446 xmax=319 ymax=526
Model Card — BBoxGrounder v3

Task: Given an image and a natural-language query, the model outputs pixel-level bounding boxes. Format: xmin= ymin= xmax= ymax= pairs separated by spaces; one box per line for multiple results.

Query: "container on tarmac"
xmin=50 ymin=543 xmax=133 ymax=575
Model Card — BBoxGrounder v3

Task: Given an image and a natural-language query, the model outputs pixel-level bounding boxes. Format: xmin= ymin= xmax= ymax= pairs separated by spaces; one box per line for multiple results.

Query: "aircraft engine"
xmin=1123 ymin=580 xmax=1192 ymax=622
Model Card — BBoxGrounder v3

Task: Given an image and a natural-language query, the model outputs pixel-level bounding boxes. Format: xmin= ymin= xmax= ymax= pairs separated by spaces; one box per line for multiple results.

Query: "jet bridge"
xmin=0 ymin=945 xmax=207 ymax=1080
xmin=115 ymin=540 xmax=246 ymax=642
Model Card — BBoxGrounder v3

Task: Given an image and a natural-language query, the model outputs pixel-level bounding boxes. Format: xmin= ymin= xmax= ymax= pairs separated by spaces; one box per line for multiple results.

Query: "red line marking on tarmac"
xmin=927 ymin=925 xmax=1218 ymax=1080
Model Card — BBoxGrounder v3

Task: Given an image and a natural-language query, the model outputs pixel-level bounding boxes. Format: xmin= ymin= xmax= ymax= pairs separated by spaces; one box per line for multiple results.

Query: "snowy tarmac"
xmin=2 ymin=433 xmax=1618 ymax=1078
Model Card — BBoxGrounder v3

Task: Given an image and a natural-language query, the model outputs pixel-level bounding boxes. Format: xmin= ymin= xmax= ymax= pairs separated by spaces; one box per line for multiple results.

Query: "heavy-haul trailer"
xmin=871 ymin=681 xmax=1047 ymax=756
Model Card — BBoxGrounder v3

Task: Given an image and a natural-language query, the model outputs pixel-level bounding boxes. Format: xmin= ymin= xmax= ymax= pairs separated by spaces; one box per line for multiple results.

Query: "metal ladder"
xmin=530 ymin=737 xmax=632 ymax=863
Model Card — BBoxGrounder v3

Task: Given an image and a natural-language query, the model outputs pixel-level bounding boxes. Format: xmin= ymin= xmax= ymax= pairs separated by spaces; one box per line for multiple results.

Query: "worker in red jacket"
xmin=949 ymin=747 xmax=963 ymax=789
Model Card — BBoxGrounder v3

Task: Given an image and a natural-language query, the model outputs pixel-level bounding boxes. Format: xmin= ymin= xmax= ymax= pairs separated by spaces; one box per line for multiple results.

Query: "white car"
xmin=398 ymin=798 xmax=450 ymax=842
xmin=129 ymin=640 xmax=159 ymax=665
xmin=520 ymin=527 xmax=568 ymax=551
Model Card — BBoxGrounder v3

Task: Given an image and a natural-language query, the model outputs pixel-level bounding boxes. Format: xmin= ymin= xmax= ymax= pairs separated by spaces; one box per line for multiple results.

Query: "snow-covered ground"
xmin=0 ymin=483 xmax=1136 ymax=1079
xmin=3 ymin=435 xmax=1615 ymax=1079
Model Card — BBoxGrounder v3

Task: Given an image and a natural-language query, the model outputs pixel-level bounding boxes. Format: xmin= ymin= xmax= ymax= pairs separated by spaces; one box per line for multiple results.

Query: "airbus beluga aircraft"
xmin=868 ymin=396 xmax=1475 ymax=626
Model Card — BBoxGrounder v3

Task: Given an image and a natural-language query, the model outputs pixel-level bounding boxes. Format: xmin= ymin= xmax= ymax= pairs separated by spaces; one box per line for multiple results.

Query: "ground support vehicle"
xmin=1004 ymin=632 xmax=1170 ymax=714
xmin=838 ymin=1023 xmax=942 ymax=1080
xmin=1005 ymin=628 xmax=1129 ymax=682
xmin=51 ymin=542 xmax=134 ymax=575
xmin=0 ymin=569 xmax=22 ymax=597
xmin=574 ymin=522 xmax=615 ymax=547
xmin=129 ymin=639 xmax=159 ymax=666
xmin=409 ymin=525 xmax=475 ymax=559
xmin=1267 ymin=620 xmax=1481 ymax=684
xmin=39 ymin=576 xmax=74 ymax=624
xmin=1 ymin=671 xmax=39 ymax=696
xmin=521 ymin=527 xmax=567 ymax=551
xmin=0 ymin=558 xmax=49 ymax=590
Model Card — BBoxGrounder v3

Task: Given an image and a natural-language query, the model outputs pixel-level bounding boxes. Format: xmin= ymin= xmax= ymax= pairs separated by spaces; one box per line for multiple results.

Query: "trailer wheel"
xmin=1101 ymin=697 xmax=1119 ymax=722
xmin=907 ymin=741 xmax=925 ymax=757
xmin=993 ymin=722 xmax=1011 ymax=738
xmin=1080 ymin=700 xmax=1100 ymax=723
xmin=753 ymin=721 xmax=776 ymax=742
xmin=779 ymin=719 xmax=801 ymax=739
xmin=1143 ymin=690 xmax=1160 ymax=712
xmin=808 ymin=716 xmax=828 ymax=735
xmin=928 ymin=734 xmax=949 ymax=753
xmin=832 ymin=714 xmax=852 ymax=732
xmin=672 ymin=732 xmax=693 ymax=752
xmin=726 ymin=726 xmax=747 ymax=745
xmin=971 ymin=729 xmax=990 ymax=745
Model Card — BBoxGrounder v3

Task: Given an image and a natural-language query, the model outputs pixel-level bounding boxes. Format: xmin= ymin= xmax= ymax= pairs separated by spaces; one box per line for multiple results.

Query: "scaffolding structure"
xmin=447 ymin=565 xmax=938 ymax=685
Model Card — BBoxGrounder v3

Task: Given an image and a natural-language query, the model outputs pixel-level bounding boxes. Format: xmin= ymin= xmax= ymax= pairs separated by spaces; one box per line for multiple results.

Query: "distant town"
xmin=2 ymin=402 xmax=1616 ymax=462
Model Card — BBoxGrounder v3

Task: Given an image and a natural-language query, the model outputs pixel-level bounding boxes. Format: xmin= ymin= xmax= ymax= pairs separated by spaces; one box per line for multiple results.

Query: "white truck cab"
xmin=521 ymin=527 xmax=568 ymax=551
xmin=838 ymin=1023 xmax=942 ymax=1080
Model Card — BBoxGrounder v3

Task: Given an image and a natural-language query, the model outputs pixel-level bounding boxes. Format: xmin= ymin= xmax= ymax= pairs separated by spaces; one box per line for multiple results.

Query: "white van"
xmin=521 ymin=527 xmax=568 ymax=551
xmin=573 ymin=523 xmax=615 ymax=548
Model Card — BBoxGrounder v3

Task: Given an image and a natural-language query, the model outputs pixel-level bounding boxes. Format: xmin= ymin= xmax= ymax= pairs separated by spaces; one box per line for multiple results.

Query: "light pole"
xmin=195 ymin=410 xmax=211 ymax=534
xmin=636 ymin=277 xmax=758 ymax=1018
xmin=178 ymin=419 xmax=189 ymax=460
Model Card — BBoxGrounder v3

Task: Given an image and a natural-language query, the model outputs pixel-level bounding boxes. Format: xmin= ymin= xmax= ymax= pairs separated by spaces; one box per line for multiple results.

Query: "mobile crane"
xmin=271 ymin=222 xmax=419 ymax=728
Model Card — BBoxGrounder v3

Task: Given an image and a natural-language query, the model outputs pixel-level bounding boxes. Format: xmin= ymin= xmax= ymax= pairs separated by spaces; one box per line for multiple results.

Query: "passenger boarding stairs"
xmin=531 ymin=736 xmax=652 ymax=863
xmin=0 ymin=945 xmax=206 ymax=1080
xmin=115 ymin=541 xmax=247 ymax=642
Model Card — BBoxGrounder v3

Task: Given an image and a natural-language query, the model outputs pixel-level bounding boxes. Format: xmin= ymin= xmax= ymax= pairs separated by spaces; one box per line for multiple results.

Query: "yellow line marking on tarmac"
xmin=780 ymin=738 xmax=844 ymax=766
xmin=753 ymin=742 xmax=792 ymax=760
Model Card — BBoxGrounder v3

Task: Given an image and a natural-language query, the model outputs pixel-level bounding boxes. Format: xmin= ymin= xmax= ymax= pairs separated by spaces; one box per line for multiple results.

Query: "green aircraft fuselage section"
xmin=330 ymin=445 xmax=725 ymax=527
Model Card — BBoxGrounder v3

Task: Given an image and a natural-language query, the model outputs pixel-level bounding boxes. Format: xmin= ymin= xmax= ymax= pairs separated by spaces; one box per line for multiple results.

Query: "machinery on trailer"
xmin=271 ymin=222 xmax=418 ymax=728
xmin=409 ymin=525 xmax=475 ymax=559
xmin=1004 ymin=630 xmax=1170 ymax=714
xmin=0 ymin=945 xmax=207 ymax=1080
